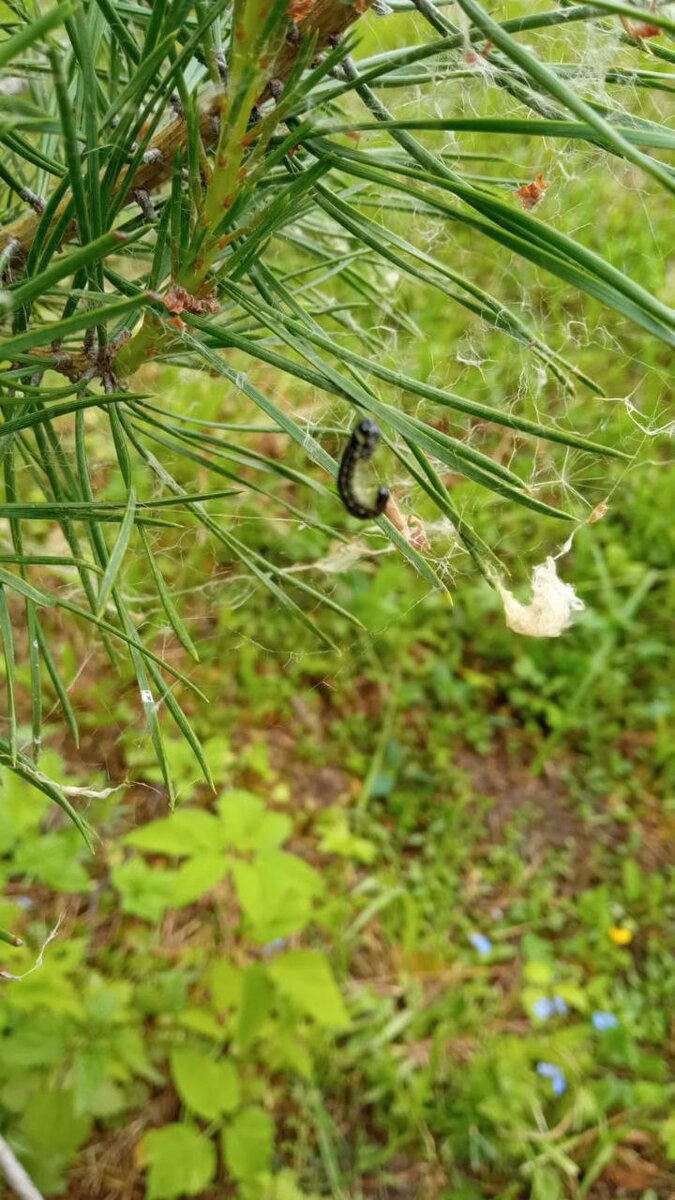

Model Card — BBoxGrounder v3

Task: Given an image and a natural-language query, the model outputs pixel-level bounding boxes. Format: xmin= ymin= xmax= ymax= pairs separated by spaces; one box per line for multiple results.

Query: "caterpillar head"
xmin=354 ymin=418 xmax=381 ymax=454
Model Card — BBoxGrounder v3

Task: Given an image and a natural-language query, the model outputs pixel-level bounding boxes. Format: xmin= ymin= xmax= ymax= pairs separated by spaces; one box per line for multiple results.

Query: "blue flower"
xmin=592 ymin=1010 xmax=619 ymax=1031
xmin=533 ymin=997 xmax=555 ymax=1020
xmin=536 ymin=1062 xmax=567 ymax=1096
xmin=532 ymin=995 xmax=568 ymax=1021
xmin=468 ymin=932 xmax=492 ymax=956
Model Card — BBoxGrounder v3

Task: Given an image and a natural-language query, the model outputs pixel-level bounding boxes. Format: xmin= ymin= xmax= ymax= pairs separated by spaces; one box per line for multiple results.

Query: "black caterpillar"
xmin=338 ymin=418 xmax=390 ymax=520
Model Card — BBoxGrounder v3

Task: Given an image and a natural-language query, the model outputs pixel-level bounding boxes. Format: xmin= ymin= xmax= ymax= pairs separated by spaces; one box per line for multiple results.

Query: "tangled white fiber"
xmin=497 ymin=557 xmax=585 ymax=639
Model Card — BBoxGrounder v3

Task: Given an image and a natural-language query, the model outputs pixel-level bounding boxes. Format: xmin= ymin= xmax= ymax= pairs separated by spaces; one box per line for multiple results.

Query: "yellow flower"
xmin=609 ymin=926 xmax=633 ymax=946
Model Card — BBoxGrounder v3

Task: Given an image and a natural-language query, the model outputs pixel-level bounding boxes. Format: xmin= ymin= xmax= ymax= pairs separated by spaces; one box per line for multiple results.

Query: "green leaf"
xmin=0 ymin=748 xmax=92 ymax=846
xmin=217 ymin=789 xmax=292 ymax=852
xmin=0 ymin=1016 xmax=69 ymax=1071
xmin=208 ymin=959 xmax=244 ymax=1013
xmin=113 ymin=1026 xmax=163 ymax=1084
xmin=178 ymin=1007 xmax=230 ymax=1043
xmin=17 ymin=1089 xmax=93 ymax=1195
xmin=267 ymin=950 xmax=350 ymax=1030
xmin=532 ymin=1165 xmax=564 ymax=1200
xmin=73 ymin=1047 xmax=108 ymax=1114
xmin=125 ymin=807 xmax=224 ymax=855
xmin=222 ymin=1106 xmax=274 ymax=1183
xmin=237 ymin=964 xmax=275 ymax=1053
xmin=0 ymin=762 xmax=51 ymax=850
xmin=142 ymin=1125 xmax=217 ymax=1200
xmin=231 ymin=851 xmax=323 ymax=943
xmin=11 ymin=831 xmax=91 ymax=893
xmin=170 ymin=854 xmax=231 ymax=906
xmin=170 ymin=1048 xmax=241 ymax=1120
xmin=111 ymin=857 xmax=177 ymax=922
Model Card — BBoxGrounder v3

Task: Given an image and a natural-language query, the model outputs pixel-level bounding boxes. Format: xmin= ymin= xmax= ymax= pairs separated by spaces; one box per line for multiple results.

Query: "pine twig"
xmin=0 ymin=0 xmax=373 ymax=270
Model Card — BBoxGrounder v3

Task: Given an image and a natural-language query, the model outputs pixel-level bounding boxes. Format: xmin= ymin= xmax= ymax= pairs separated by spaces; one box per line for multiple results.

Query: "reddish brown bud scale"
xmin=517 ymin=174 xmax=548 ymax=210
xmin=288 ymin=0 xmax=314 ymax=20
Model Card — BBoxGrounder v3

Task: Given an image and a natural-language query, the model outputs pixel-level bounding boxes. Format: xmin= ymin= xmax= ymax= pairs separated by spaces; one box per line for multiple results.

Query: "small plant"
xmin=0 ymin=759 xmax=348 ymax=1197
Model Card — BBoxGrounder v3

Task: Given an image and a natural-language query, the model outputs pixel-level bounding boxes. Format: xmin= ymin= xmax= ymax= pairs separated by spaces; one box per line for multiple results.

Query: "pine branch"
xmin=0 ymin=0 xmax=667 ymax=805
xmin=0 ymin=0 xmax=372 ymax=270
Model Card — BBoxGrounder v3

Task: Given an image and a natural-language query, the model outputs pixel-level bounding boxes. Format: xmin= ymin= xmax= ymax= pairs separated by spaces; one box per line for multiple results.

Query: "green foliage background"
xmin=0 ymin=0 xmax=672 ymax=1196
xmin=0 ymin=447 xmax=672 ymax=1197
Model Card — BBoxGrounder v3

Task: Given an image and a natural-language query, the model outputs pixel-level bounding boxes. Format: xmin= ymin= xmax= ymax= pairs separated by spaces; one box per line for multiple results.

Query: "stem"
xmin=114 ymin=315 xmax=171 ymax=378
xmin=0 ymin=1133 xmax=45 ymax=1200
xmin=112 ymin=0 xmax=374 ymax=378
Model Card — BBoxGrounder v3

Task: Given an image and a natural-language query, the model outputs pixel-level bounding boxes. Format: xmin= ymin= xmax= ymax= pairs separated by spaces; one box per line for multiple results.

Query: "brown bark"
xmin=0 ymin=0 xmax=371 ymax=269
